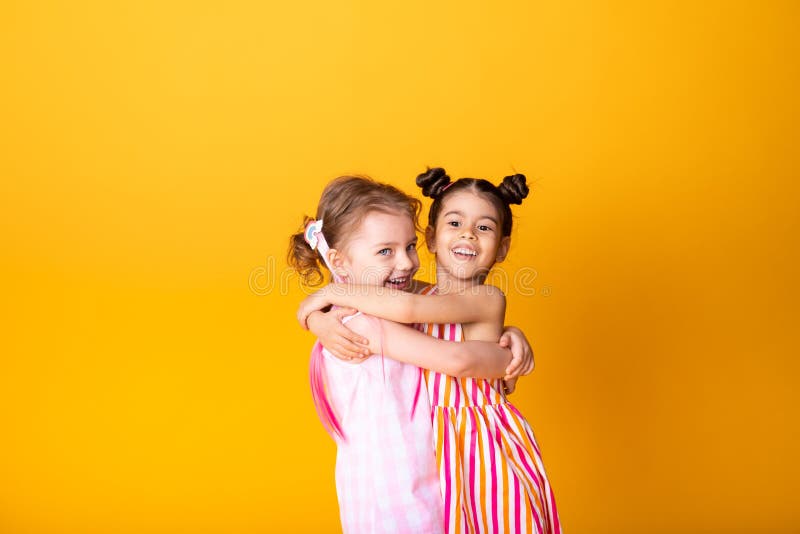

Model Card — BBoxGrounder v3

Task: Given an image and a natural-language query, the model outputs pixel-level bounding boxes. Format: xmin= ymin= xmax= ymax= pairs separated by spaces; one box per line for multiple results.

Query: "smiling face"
xmin=330 ymin=210 xmax=420 ymax=290
xmin=426 ymin=190 xmax=510 ymax=288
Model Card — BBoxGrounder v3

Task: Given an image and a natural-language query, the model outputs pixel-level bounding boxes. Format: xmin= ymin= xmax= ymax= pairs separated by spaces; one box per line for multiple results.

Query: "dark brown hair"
xmin=288 ymin=175 xmax=422 ymax=285
xmin=416 ymin=167 xmax=529 ymax=237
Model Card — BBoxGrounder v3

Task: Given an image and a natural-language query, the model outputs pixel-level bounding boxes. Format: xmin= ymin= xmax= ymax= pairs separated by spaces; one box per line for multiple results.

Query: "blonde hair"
xmin=288 ymin=175 xmax=421 ymax=286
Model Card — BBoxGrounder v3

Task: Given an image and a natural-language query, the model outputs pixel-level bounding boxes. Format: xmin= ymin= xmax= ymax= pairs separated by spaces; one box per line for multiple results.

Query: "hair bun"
xmin=416 ymin=167 xmax=451 ymax=199
xmin=498 ymin=174 xmax=529 ymax=205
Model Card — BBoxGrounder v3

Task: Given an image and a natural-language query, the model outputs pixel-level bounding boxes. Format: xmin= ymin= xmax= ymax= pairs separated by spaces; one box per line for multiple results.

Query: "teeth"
xmin=453 ymin=248 xmax=477 ymax=256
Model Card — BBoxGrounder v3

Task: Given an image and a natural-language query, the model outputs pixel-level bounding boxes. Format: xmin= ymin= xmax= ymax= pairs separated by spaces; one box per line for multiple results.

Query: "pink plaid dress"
xmin=315 ymin=313 xmax=444 ymax=533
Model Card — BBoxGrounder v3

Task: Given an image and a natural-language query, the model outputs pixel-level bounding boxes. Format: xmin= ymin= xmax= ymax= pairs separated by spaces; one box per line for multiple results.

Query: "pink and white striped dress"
xmin=414 ymin=286 xmax=562 ymax=534
xmin=315 ymin=313 xmax=444 ymax=534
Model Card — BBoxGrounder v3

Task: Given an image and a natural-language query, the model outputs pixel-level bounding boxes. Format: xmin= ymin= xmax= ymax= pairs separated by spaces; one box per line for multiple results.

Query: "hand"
xmin=307 ymin=308 xmax=371 ymax=361
xmin=500 ymin=326 xmax=535 ymax=381
xmin=503 ymin=376 xmax=519 ymax=395
xmin=297 ymin=287 xmax=334 ymax=330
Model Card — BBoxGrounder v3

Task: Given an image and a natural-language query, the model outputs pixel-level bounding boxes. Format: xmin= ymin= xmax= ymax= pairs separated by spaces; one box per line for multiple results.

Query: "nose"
xmin=396 ymin=250 xmax=414 ymax=271
xmin=460 ymin=227 xmax=476 ymax=239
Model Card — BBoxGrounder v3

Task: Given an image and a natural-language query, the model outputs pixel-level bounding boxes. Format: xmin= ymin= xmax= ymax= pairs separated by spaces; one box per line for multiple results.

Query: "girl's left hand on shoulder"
xmin=307 ymin=307 xmax=371 ymax=361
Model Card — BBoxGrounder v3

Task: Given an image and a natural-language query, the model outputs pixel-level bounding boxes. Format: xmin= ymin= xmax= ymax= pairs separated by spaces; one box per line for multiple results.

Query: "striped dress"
xmin=414 ymin=286 xmax=561 ymax=534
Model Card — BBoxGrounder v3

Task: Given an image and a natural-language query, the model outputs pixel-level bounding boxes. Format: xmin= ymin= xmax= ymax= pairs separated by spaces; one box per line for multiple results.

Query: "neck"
xmin=434 ymin=267 xmax=488 ymax=295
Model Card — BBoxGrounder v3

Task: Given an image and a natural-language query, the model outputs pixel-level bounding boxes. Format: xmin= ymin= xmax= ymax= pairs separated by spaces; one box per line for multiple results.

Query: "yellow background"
xmin=2 ymin=1 xmax=798 ymax=532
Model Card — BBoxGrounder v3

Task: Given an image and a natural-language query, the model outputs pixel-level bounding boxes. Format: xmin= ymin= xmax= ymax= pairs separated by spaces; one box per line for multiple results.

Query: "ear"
xmin=495 ymin=236 xmax=511 ymax=263
xmin=326 ymin=249 xmax=350 ymax=281
xmin=424 ymin=226 xmax=437 ymax=253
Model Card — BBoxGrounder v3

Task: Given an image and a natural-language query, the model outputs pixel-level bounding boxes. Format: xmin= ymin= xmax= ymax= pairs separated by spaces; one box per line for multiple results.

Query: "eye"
xmin=406 ymin=242 xmax=417 ymax=252
xmin=477 ymin=224 xmax=493 ymax=232
xmin=447 ymin=220 xmax=460 ymax=227
xmin=378 ymin=248 xmax=392 ymax=256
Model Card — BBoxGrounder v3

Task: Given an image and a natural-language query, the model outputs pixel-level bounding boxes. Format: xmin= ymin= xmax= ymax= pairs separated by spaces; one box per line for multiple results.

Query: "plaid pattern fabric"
xmin=320 ymin=313 xmax=444 ymax=533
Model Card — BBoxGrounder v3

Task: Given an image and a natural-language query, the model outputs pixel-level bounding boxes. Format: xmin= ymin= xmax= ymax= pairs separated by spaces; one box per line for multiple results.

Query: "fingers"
xmin=505 ymin=367 xmax=522 ymax=380
xmin=505 ymin=356 xmax=534 ymax=381
xmin=342 ymin=332 xmax=371 ymax=356
xmin=508 ymin=340 xmax=523 ymax=363
xmin=498 ymin=332 xmax=510 ymax=347
xmin=521 ymin=349 xmax=534 ymax=375
xmin=337 ymin=334 xmax=371 ymax=358
xmin=522 ymin=359 xmax=535 ymax=375
xmin=332 ymin=344 xmax=370 ymax=361
xmin=332 ymin=308 xmax=370 ymax=356
xmin=326 ymin=340 xmax=370 ymax=361
xmin=505 ymin=350 xmax=523 ymax=377
xmin=505 ymin=363 xmax=518 ymax=377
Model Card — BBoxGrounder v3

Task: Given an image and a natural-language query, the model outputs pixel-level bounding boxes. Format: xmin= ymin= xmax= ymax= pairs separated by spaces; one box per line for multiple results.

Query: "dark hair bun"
xmin=416 ymin=167 xmax=451 ymax=199
xmin=498 ymin=174 xmax=529 ymax=205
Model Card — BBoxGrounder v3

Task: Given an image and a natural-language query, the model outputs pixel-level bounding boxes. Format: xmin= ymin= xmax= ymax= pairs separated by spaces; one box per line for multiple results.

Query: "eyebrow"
xmin=443 ymin=210 xmax=499 ymax=224
xmin=374 ymin=238 xmax=417 ymax=247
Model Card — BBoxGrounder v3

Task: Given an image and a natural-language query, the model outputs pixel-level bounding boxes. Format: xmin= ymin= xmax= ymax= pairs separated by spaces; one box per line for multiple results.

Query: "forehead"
xmin=348 ymin=210 xmax=416 ymax=245
xmin=440 ymin=191 xmax=501 ymax=220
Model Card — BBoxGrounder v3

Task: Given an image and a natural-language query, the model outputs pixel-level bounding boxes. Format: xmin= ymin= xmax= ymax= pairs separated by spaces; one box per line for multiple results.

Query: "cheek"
xmin=345 ymin=254 xmax=374 ymax=276
xmin=431 ymin=225 xmax=451 ymax=244
xmin=409 ymin=252 xmax=421 ymax=270
xmin=483 ymin=238 xmax=500 ymax=253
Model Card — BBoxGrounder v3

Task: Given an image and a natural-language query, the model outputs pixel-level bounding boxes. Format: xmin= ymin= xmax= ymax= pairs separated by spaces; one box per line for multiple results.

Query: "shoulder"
xmin=341 ymin=313 xmax=389 ymax=342
xmin=471 ymin=284 xmax=506 ymax=317
xmin=472 ymin=284 xmax=506 ymax=303
xmin=342 ymin=312 xmax=372 ymax=333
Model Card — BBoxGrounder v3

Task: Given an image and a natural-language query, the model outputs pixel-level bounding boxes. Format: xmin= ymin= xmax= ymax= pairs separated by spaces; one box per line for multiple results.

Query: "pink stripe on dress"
xmin=443 ymin=409 xmax=452 ymax=531
xmin=416 ymin=285 xmax=561 ymax=533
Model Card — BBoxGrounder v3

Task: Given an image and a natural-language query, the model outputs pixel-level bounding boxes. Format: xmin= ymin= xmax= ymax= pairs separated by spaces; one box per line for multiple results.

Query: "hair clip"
xmin=304 ymin=219 xmax=325 ymax=251
xmin=304 ymin=219 xmax=342 ymax=282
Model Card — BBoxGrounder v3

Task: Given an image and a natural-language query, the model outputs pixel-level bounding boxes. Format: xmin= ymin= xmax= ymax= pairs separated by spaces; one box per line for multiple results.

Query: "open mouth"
xmin=451 ymin=247 xmax=478 ymax=260
xmin=385 ymin=276 xmax=410 ymax=290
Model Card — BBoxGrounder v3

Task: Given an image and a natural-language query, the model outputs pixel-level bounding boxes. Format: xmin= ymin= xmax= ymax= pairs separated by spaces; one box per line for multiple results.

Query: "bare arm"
xmin=345 ymin=314 xmax=512 ymax=378
xmin=298 ymin=283 xmax=506 ymax=329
